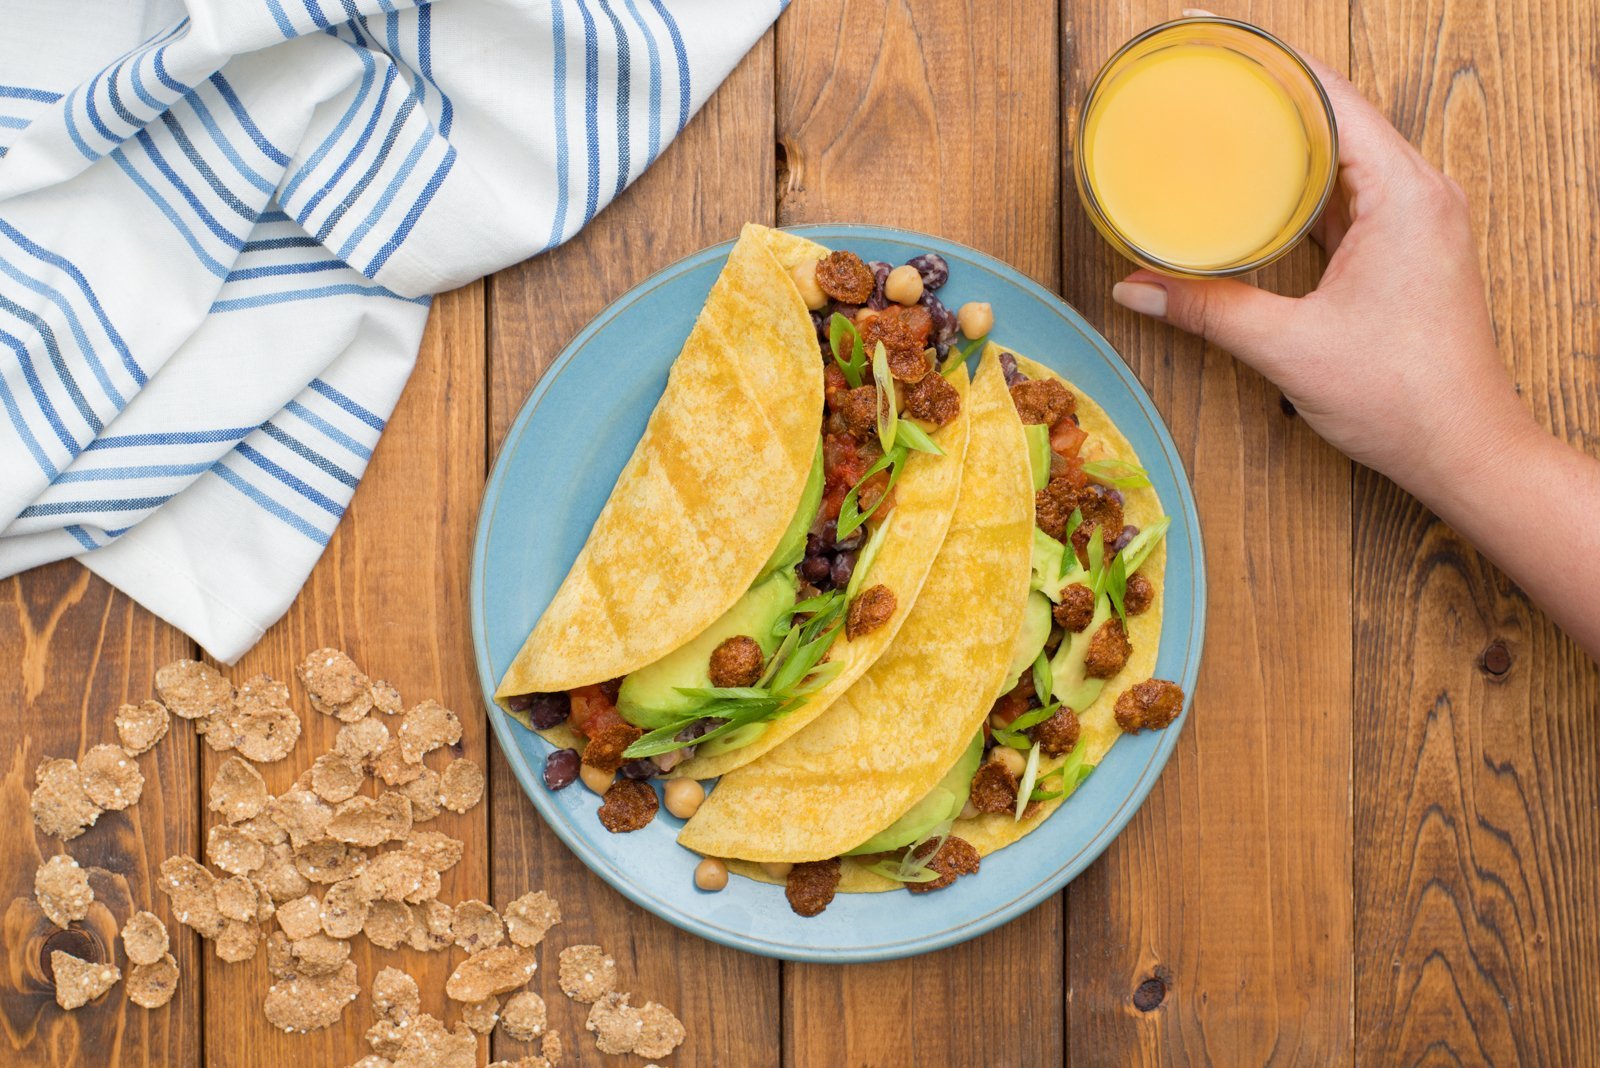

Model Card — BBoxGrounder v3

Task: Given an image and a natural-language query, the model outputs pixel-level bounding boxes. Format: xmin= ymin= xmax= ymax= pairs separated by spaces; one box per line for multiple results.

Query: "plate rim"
xmin=471 ymin=223 xmax=1207 ymax=963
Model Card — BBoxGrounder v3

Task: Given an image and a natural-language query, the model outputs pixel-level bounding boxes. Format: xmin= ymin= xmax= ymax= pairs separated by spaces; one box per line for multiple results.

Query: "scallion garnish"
xmin=991 ymin=701 xmax=1059 ymax=750
xmin=829 ymin=313 xmax=868 ymax=388
xmin=1061 ymin=507 xmax=1084 ymax=577
xmin=1104 ymin=551 xmax=1129 ymax=624
xmin=871 ymin=340 xmax=898 ymax=454
xmin=939 ymin=332 xmax=990 ymax=374
xmin=845 ymin=511 xmax=893 ymax=604
xmin=836 ymin=443 xmax=911 ymax=540
xmin=1082 ymin=458 xmax=1152 ymax=490
xmin=894 ymin=419 xmax=944 ymax=455
xmin=865 ymin=818 xmax=954 ymax=884
xmin=1014 ymin=741 xmax=1042 ymax=821
xmin=1032 ymin=651 xmax=1052 ymax=706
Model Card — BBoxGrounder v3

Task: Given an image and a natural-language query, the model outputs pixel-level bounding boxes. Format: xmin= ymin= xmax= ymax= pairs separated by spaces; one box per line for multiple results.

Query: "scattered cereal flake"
xmin=395 ymin=766 xmax=442 ymax=822
xmin=127 ymin=952 xmax=179 ymax=1009
xmin=294 ymin=839 xmax=368 ymax=885
xmin=366 ymin=1019 xmax=408 ymax=1058
xmin=445 ymin=945 xmax=537 ymax=1003
xmin=361 ymin=851 xmax=429 ymax=904
xmin=79 ymin=743 xmax=145 ymax=810
xmin=269 ymin=787 xmax=332 ymax=849
xmin=309 ymin=753 xmax=366 ymax=804
xmin=263 ymin=959 xmax=358 ymax=1033
xmin=633 ymin=1001 xmax=687 ymax=1059
xmin=543 ymin=1030 xmax=563 ymax=1066
xmin=155 ymin=659 xmax=233 ymax=720
xmin=35 ymin=854 xmax=93 ymax=929
xmin=372 ymin=966 xmax=420 ymax=1021
xmin=237 ymin=810 xmax=288 ymax=846
xmin=363 ymin=899 xmax=412 ymax=950
xmin=585 ymin=992 xmax=643 ymax=1056
xmin=265 ymin=930 xmax=295 ymax=980
xmin=297 ymin=648 xmax=375 ymax=722
xmin=557 ymin=944 xmax=616 ymax=1003
xmin=276 ymin=894 xmax=323 ymax=941
xmin=31 ymin=757 xmax=102 ymax=840
xmin=370 ymin=681 xmax=403 ymax=716
xmin=207 ymin=823 xmax=266 ymax=876
xmin=115 ymin=700 xmax=170 ymax=755
xmin=230 ymin=674 xmax=302 ymax=763
xmin=121 ymin=910 xmax=169 ymax=966
xmin=336 ymin=717 xmax=391 ymax=766
xmin=405 ymin=867 xmax=441 ymax=904
xmin=393 ymin=1014 xmax=477 ymax=1068
xmin=372 ymin=739 xmax=424 ymax=786
xmin=321 ymin=877 xmax=369 ymax=939
xmin=500 ymin=991 xmax=548 ymax=1042
xmin=460 ymin=994 xmax=500 ymax=1033
xmin=208 ymin=756 xmax=270 ymax=823
xmin=215 ymin=874 xmax=260 ymax=923
xmin=158 ymin=855 xmax=224 ymax=938
xmin=503 ymin=890 xmax=561 ymax=948
xmin=439 ymin=758 xmax=484 ymax=813
xmin=290 ymin=932 xmax=351 ymax=977
xmin=215 ymin=918 xmax=260 ymax=963
xmin=327 ymin=793 xmax=412 ymax=848
xmin=451 ymin=900 xmax=504 ymax=953
xmin=404 ymin=830 xmax=463 ymax=873
xmin=397 ymin=700 xmax=462 ymax=763
xmin=407 ymin=900 xmax=454 ymax=953
xmin=52 ymin=950 xmax=121 ymax=1010
xmin=255 ymin=843 xmax=312 ymax=902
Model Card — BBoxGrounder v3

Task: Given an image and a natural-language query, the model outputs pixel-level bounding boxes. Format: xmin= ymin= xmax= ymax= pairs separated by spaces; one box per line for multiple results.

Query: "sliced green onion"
xmin=1086 ymin=526 xmax=1106 ymax=594
xmin=895 ymin=419 xmax=944 ymax=455
xmin=836 ymin=444 xmax=910 ymax=540
xmin=940 ymin=332 xmax=990 ymax=374
xmin=872 ymin=341 xmax=897 ymax=454
xmin=790 ymin=658 xmax=845 ymax=696
xmin=1120 ymin=515 xmax=1171 ymax=576
xmin=868 ymin=818 xmax=955 ymax=883
xmin=1014 ymin=742 xmax=1042 ymax=822
xmin=991 ymin=702 xmax=1059 ymax=749
xmin=1104 ymin=551 xmax=1128 ymax=624
xmin=1061 ymin=507 xmax=1084 ymax=577
xmin=845 ymin=511 xmax=893 ymax=603
xmin=865 ymin=858 xmax=943 ymax=884
xmin=1032 ymin=651 xmax=1052 ymax=706
xmin=1029 ymin=785 xmax=1066 ymax=802
xmin=1082 ymin=458 xmax=1152 ymax=490
xmin=673 ymin=686 xmax=770 ymax=701
xmin=829 ymin=313 xmax=867 ymax=388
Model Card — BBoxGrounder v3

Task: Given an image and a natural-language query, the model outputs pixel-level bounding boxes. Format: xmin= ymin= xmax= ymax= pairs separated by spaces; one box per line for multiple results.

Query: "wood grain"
xmin=200 ymin=282 xmax=488 ymax=1067
xmin=773 ymin=2 xmax=1064 ymax=1065
xmin=0 ymin=567 xmax=199 ymax=1066
xmin=1060 ymin=3 xmax=1355 ymax=1063
xmin=484 ymin=38 xmax=784 ymax=1068
xmin=1350 ymin=0 xmax=1600 ymax=1062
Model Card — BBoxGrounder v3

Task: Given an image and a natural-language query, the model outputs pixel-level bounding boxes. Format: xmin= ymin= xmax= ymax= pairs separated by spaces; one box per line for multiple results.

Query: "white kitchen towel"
xmin=0 ymin=0 xmax=783 ymax=662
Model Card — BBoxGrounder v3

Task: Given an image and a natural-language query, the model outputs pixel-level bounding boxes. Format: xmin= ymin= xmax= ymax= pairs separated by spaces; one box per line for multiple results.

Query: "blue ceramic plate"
xmin=471 ymin=225 xmax=1205 ymax=963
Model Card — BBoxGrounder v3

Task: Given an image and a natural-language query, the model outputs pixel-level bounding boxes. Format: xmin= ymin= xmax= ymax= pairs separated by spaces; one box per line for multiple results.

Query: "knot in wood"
xmin=1480 ymin=639 xmax=1512 ymax=678
xmin=41 ymin=928 xmax=99 ymax=980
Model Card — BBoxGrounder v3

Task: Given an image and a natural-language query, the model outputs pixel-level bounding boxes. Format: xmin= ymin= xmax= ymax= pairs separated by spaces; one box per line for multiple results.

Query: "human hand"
xmin=1108 ymin=56 xmax=1540 ymax=497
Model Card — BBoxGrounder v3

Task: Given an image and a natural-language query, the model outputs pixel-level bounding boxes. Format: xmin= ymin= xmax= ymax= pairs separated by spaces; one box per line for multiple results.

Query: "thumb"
xmin=1112 ymin=270 xmax=1299 ymax=367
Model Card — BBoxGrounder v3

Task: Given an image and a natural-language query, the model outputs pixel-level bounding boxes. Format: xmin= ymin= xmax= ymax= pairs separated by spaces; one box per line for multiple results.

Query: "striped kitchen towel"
xmin=0 ymin=0 xmax=784 ymax=662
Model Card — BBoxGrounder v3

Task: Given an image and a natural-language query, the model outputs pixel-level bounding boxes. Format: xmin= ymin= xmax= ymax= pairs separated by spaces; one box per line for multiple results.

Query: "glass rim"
xmin=1075 ymin=15 xmax=1340 ymax=278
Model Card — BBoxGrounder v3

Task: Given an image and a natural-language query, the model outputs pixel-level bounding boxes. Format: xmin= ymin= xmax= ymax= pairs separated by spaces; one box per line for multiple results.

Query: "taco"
xmin=496 ymin=223 xmax=983 ymax=810
xmin=679 ymin=345 xmax=1187 ymax=912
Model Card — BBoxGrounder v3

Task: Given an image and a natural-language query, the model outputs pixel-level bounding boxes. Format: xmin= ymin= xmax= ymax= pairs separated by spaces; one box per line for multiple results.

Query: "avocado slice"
xmin=1006 ymin=591 xmax=1054 ymax=688
xmin=845 ymin=732 xmax=984 ymax=856
xmin=760 ymin=438 xmax=826 ymax=579
xmin=1024 ymin=422 xmax=1052 ymax=491
xmin=616 ymin=569 xmax=798 ymax=729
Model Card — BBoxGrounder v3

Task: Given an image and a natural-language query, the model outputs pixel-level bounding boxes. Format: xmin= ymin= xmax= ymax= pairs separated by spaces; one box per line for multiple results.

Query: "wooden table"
xmin=5 ymin=1 xmax=1597 ymax=1064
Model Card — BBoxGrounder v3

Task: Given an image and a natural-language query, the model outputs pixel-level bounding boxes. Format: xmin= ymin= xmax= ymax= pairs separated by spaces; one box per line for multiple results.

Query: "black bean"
xmin=830 ymin=552 xmax=856 ymax=588
xmin=619 ymin=758 xmax=658 ymax=780
xmin=920 ymin=292 xmax=958 ymax=345
xmin=802 ymin=555 xmax=833 ymax=583
xmin=599 ymin=677 xmax=623 ymax=702
xmin=517 ymin=692 xmax=570 ymax=730
xmin=543 ymin=749 xmax=580 ymax=790
xmin=999 ymin=351 xmax=1025 ymax=387
xmin=867 ymin=261 xmax=891 ymax=310
xmin=907 ymin=252 xmax=950 ymax=290
xmin=817 ymin=519 xmax=839 ymax=549
xmin=1112 ymin=525 xmax=1139 ymax=553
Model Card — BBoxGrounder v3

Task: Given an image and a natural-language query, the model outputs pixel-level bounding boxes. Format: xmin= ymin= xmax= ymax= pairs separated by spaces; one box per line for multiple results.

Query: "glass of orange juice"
xmin=1076 ymin=17 xmax=1338 ymax=277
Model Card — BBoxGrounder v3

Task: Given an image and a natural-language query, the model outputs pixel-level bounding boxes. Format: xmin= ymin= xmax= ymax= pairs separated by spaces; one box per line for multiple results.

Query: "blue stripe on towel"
xmin=211 ymin=462 xmax=331 ymax=544
xmin=595 ymin=0 xmax=632 ymax=198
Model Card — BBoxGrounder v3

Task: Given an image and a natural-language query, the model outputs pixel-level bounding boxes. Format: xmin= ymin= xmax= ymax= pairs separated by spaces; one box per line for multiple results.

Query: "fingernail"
xmin=1112 ymin=281 xmax=1168 ymax=319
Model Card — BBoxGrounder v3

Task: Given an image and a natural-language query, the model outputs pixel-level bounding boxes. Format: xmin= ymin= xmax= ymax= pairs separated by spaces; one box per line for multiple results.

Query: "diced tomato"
xmin=820 ymin=431 xmax=869 ymax=522
xmin=1050 ymin=420 xmax=1088 ymax=460
xmin=568 ymin=683 xmax=625 ymax=739
xmin=823 ymin=364 xmax=849 ymax=403
xmin=988 ymin=679 xmax=1034 ymax=730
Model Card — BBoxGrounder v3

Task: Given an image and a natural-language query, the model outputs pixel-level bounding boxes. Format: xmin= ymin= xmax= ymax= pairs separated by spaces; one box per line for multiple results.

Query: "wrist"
xmin=1404 ymin=390 xmax=1544 ymax=523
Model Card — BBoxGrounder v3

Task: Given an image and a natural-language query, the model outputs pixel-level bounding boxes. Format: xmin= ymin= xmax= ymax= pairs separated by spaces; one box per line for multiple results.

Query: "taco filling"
xmin=498 ymin=228 xmax=989 ymax=835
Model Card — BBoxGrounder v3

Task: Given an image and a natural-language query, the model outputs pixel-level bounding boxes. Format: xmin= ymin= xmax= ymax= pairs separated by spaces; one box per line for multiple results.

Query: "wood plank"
xmin=1060 ymin=3 xmax=1354 ymax=1062
xmin=1350 ymin=0 xmax=1600 ymax=1061
xmin=201 ymin=282 xmax=488 ymax=1066
xmin=773 ymin=1 xmax=1064 ymax=1065
xmin=0 ymin=567 xmax=199 ymax=1066
xmin=484 ymin=39 xmax=782 ymax=1068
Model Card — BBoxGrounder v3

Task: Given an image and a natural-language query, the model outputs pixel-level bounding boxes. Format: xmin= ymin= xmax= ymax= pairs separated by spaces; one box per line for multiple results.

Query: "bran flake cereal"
xmin=206 ymin=823 xmax=266 ymax=876
xmin=263 ymin=959 xmax=358 ymax=1033
xmin=439 ymin=758 xmax=484 ymax=813
xmin=31 ymin=757 xmax=102 ymax=840
xmin=290 ymin=932 xmax=351 ymax=976
xmin=404 ymin=830 xmax=463 ymax=873
xmin=372 ymin=966 xmax=421 ymax=1021
xmin=51 ymin=950 xmax=120 ymax=1010
xmin=115 ymin=700 xmax=170 ymax=755
xmin=208 ymin=756 xmax=270 ymax=823
xmin=499 ymin=990 xmax=548 ymax=1041
xmin=363 ymin=900 xmax=412 ymax=949
xmin=214 ymin=918 xmax=260 ymax=963
xmin=503 ymin=890 xmax=561 ymax=948
xmin=121 ymin=910 xmax=169 ymax=966
xmin=320 ymin=877 xmax=370 ymax=939
xmin=633 ymin=1001 xmax=687 ymax=1059
xmin=154 ymin=660 xmax=233 ymax=720
xmin=459 ymin=994 xmax=500 ymax=1033
xmin=397 ymin=700 xmax=462 ymax=763
xmin=127 ymin=952 xmax=179 ymax=1009
xmin=444 ymin=945 xmax=537 ymax=1002
xmin=585 ymin=992 xmax=643 ymax=1055
xmin=310 ymin=752 xmax=366 ymax=803
xmin=451 ymin=899 xmax=504 ymax=953
xmin=557 ymin=944 xmax=616 ymax=1003
xmin=79 ymin=743 xmax=144 ymax=810
xmin=35 ymin=854 xmax=94 ymax=929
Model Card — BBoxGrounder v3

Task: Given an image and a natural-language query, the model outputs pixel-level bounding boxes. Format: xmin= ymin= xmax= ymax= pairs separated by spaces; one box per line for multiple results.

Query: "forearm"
xmin=1404 ymin=411 xmax=1600 ymax=661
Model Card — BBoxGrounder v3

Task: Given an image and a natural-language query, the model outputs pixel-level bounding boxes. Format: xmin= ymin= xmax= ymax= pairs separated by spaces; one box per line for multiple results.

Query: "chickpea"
xmin=959 ymin=800 xmax=980 ymax=821
xmin=760 ymin=861 xmax=793 ymax=880
xmin=664 ymin=778 xmax=705 ymax=819
xmin=579 ymin=764 xmax=614 ymax=795
xmin=884 ymin=264 xmax=925 ymax=305
xmin=694 ymin=857 xmax=729 ymax=892
xmin=854 ymin=306 xmax=880 ymax=324
xmin=791 ymin=259 xmax=829 ymax=311
xmin=990 ymin=745 xmax=1026 ymax=777
xmin=958 ymin=301 xmax=994 ymax=339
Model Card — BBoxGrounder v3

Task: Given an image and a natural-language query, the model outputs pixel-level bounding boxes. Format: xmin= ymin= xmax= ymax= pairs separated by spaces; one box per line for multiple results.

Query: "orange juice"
xmin=1077 ymin=19 xmax=1337 ymax=276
